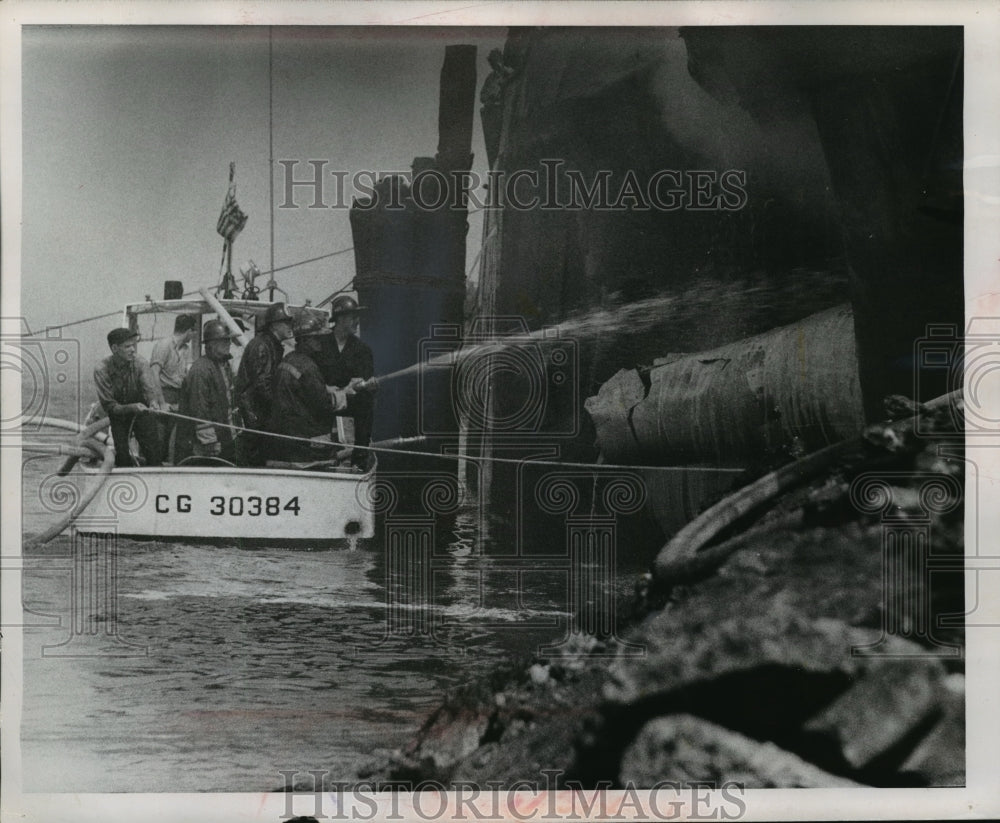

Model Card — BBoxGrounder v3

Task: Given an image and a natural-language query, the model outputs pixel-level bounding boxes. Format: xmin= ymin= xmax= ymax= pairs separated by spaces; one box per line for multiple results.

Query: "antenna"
xmin=268 ymin=26 xmax=276 ymax=301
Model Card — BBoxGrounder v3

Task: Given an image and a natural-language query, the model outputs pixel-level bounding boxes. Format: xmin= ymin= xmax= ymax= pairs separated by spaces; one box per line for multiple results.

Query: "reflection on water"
xmin=20 ymin=444 xmax=654 ymax=792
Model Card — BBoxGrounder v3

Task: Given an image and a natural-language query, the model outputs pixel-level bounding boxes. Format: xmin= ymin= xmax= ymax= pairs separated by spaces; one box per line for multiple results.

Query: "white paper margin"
xmin=2 ymin=1 xmax=998 ymax=821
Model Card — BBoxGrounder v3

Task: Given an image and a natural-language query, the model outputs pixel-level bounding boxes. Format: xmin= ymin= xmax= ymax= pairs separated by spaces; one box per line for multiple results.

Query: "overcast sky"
xmin=21 ymin=25 xmax=501 ymax=359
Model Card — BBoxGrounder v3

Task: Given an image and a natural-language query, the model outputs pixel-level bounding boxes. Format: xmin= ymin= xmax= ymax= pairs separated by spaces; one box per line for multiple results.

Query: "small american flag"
xmin=216 ymin=162 xmax=248 ymax=242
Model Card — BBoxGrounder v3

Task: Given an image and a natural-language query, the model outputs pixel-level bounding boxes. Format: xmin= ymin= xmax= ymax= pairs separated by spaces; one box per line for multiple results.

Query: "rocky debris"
xmin=899 ymin=673 xmax=965 ymax=787
xmin=383 ymin=675 xmax=506 ymax=781
xmin=605 ymin=611 xmax=921 ymax=706
xmin=448 ymin=710 xmax=585 ymax=785
xmin=619 ymin=714 xmax=862 ymax=788
xmin=580 ymin=606 xmax=954 ymax=787
xmin=883 ymin=393 xmax=924 ymax=420
xmin=364 ymin=401 xmax=964 ymax=789
xmin=802 ymin=657 xmax=945 ymax=776
xmin=376 ymin=656 xmax=607 ymax=785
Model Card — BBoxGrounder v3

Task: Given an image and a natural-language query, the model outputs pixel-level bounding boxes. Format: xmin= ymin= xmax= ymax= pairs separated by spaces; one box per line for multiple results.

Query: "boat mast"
xmin=268 ymin=26 xmax=276 ymax=302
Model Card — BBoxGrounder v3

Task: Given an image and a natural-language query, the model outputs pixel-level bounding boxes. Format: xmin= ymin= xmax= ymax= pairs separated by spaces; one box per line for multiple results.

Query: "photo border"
xmin=3 ymin=1 xmax=998 ymax=821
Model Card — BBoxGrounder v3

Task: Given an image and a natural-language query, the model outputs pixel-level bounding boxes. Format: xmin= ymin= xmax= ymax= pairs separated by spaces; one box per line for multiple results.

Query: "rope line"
xmin=21 ymin=308 xmax=123 ymax=336
xmin=316 ymin=279 xmax=356 ymax=309
xmin=264 ymin=246 xmax=354 ymax=276
xmin=23 ymin=244 xmax=350 ymax=338
xmin=149 ymin=408 xmax=743 ymax=474
xmin=22 ymin=288 xmax=204 ymax=336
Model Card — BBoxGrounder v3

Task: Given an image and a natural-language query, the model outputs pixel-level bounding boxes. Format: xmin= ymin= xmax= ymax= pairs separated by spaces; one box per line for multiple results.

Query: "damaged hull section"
xmin=587 ymin=304 xmax=864 ymax=468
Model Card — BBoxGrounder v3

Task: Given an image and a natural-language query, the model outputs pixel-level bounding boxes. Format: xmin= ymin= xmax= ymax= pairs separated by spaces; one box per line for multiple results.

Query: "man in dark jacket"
xmin=270 ymin=315 xmax=352 ymax=463
xmin=234 ymin=302 xmax=294 ymax=466
xmin=175 ymin=320 xmax=238 ymax=463
xmin=314 ymin=294 xmax=377 ymax=469
xmin=93 ymin=327 xmax=164 ymax=467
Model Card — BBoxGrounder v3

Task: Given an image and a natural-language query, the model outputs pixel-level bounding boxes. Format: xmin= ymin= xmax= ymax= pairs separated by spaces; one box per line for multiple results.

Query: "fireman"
xmin=314 ymin=295 xmax=377 ymax=470
xmin=234 ymin=302 xmax=294 ymax=466
xmin=270 ymin=315 xmax=353 ymax=463
xmin=175 ymin=320 xmax=239 ymax=463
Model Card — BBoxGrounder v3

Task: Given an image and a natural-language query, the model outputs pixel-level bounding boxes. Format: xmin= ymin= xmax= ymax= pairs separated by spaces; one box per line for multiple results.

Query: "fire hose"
xmin=21 ymin=416 xmax=115 ymax=547
xmin=652 ymin=389 xmax=963 ymax=586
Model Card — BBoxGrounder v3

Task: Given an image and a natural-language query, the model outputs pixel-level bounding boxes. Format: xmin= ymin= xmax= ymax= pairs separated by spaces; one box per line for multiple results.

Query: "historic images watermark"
xmin=848 ymin=471 xmax=964 ymax=659
xmin=1 ymin=317 xmax=82 ymax=439
xmin=276 ymin=160 xmax=749 ymax=213
xmin=913 ymin=318 xmax=1000 ymax=437
xmin=843 ymin=317 xmax=1000 ymax=656
xmin=354 ymin=466 xmax=646 ymax=658
xmin=35 ymin=521 xmax=148 ymax=659
xmin=353 ymin=316 xmax=647 ymax=657
xmin=276 ymin=771 xmax=747 ymax=821
xmin=419 ymin=318 xmax=580 ymax=439
xmin=353 ymin=470 xmax=468 ymax=655
xmin=913 ymin=318 xmax=1000 ymax=635
xmin=21 ymin=491 xmax=149 ymax=659
xmin=4 ymin=316 xmax=147 ymax=655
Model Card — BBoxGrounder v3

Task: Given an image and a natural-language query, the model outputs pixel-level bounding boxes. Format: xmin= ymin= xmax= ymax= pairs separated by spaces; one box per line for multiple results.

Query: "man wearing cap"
xmin=175 ymin=320 xmax=238 ymax=463
xmin=314 ymin=294 xmax=377 ymax=470
xmin=150 ymin=313 xmax=196 ymax=461
xmin=150 ymin=314 xmax=196 ymax=408
xmin=234 ymin=302 xmax=294 ymax=466
xmin=94 ymin=327 xmax=164 ymax=467
xmin=270 ymin=316 xmax=354 ymax=463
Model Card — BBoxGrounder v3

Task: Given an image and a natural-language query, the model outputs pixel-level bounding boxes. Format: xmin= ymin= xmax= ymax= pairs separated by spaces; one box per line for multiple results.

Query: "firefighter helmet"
xmin=329 ymin=294 xmax=367 ymax=317
xmin=263 ymin=302 xmax=295 ymax=328
xmin=293 ymin=315 xmax=332 ymax=338
xmin=202 ymin=319 xmax=238 ymax=344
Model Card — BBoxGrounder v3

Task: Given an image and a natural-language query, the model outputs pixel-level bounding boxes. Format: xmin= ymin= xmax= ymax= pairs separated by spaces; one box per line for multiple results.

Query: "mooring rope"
xmin=149 ymin=408 xmax=744 ymax=474
xmin=21 ymin=246 xmax=358 ymax=337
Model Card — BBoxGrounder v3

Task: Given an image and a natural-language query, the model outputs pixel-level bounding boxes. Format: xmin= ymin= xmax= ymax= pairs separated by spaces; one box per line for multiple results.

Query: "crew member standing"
xmin=150 ymin=313 xmax=196 ymax=461
xmin=315 ymin=295 xmax=377 ymax=470
xmin=234 ymin=302 xmax=294 ymax=466
xmin=271 ymin=316 xmax=353 ymax=463
xmin=175 ymin=320 xmax=238 ymax=463
xmin=93 ymin=327 xmax=164 ymax=467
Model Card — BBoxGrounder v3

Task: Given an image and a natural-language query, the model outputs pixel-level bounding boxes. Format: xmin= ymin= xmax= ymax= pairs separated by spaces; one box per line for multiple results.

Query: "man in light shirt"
xmin=151 ymin=313 xmax=196 ymax=461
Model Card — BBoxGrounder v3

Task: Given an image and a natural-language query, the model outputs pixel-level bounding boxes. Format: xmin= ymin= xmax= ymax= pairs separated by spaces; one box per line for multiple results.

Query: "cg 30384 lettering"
xmin=154 ymin=494 xmax=301 ymax=516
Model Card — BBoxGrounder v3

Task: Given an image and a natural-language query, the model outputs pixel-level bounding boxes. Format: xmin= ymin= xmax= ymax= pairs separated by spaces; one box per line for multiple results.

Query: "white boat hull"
xmin=81 ymin=464 xmax=376 ymax=541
